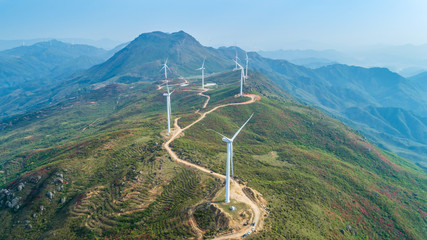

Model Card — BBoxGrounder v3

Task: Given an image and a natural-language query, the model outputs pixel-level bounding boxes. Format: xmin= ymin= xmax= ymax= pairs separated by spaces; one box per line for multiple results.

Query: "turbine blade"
xmin=231 ymin=113 xmax=254 ymax=141
xmin=233 ymin=60 xmax=243 ymax=69
xmin=206 ymin=129 xmax=228 ymax=139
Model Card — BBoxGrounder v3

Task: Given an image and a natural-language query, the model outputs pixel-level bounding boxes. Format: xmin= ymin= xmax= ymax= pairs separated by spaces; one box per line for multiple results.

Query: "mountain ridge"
xmin=0 ymin=31 xmax=425 ymax=239
xmin=0 ymin=39 xmax=124 ymax=119
xmin=2 ymin=31 xmax=427 ymax=167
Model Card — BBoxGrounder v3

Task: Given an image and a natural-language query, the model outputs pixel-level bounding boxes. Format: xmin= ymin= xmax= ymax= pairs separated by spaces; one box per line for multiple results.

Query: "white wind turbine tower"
xmin=196 ymin=58 xmax=206 ymax=90
xmin=233 ymin=60 xmax=245 ymax=97
xmin=245 ymin=52 xmax=249 ymax=82
xmin=209 ymin=113 xmax=254 ymax=203
xmin=161 ymin=59 xmax=174 ymax=134
xmin=163 ymin=82 xmax=174 ymax=134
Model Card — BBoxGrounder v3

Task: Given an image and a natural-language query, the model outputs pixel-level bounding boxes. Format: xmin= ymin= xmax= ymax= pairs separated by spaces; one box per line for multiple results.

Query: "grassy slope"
xmin=0 ymin=78 xmax=221 ymax=239
xmin=0 ymin=72 xmax=425 ymax=239
xmin=171 ymin=77 xmax=427 ymax=239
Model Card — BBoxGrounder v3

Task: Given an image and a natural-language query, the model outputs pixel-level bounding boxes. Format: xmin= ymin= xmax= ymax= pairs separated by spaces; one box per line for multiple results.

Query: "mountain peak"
xmin=172 ymin=30 xmax=196 ymax=39
xmin=134 ymin=30 xmax=199 ymax=45
xmin=82 ymin=30 xmax=211 ymax=83
xmin=34 ymin=39 xmax=68 ymax=48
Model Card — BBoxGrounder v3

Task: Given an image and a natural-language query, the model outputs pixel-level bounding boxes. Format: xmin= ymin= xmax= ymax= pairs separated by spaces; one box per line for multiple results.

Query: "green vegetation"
xmin=4 ymin=30 xmax=427 ymax=171
xmin=0 ymin=78 xmax=222 ymax=239
xmin=0 ymin=40 xmax=118 ymax=120
xmin=171 ymin=83 xmax=427 ymax=239
xmin=194 ymin=203 xmax=217 ymax=232
xmin=0 ymin=70 xmax=426 ymax=240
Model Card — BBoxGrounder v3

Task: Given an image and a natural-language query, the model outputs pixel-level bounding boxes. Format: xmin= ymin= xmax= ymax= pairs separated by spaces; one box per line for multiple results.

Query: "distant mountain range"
xmin=0 ymin=38 xmax=123 ymax=51
xmin=0 ymin=40 xmax=125 ymax=118
xmin=259 ymin=45 xmax=427 ymax=77
xmin=2 ymin=31 xmax=427 ymax=168
xmin=258 ymin=49 xmax=344 ymax=69
xmin=249 ymin=60 xmax=427 ymax=167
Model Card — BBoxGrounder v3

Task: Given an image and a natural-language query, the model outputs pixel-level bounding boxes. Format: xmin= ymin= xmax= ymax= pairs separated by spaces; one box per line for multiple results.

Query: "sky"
xmin=1 ymin=0 xmax=427 ymax=51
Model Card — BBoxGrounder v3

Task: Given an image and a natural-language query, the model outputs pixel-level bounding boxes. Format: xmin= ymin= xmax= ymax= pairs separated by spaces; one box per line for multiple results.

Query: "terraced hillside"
xmin=171 ymin=77 xmax=427 ymax=239
xmin=0 ymin=68 xmax=426 ymax=240
xmin=0 ymin=76 xmax=223 ymax=239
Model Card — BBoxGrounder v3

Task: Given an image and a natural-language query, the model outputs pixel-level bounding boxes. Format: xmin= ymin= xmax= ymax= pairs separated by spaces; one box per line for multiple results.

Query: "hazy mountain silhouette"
xmin=0 ymin=40 xmax=124 ymax=118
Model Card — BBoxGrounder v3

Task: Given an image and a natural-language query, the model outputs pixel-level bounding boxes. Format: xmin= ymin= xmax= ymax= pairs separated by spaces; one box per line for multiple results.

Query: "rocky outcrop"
xmin=54 ymin=177 xmax=64 ymax=184
xmin=243 ymin=187 xmax=267 ymax=206
xmin=209 ymin=204 xmax=231 ymax=230
xmin=57 ymin=185 xmax=64 ymax=192
xmin=1 ymin=189 xmax=21 ymax=210
xmin=46 ymin=191 xmax=54 ymax=199
xmin=28 ymin=175 xmax=41 ymax=184
xmin=17 ymin=183 xmax=25 ymax=191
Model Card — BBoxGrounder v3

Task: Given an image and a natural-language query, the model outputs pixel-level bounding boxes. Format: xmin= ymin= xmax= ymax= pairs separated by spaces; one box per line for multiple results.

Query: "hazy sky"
xmin=1 ymin=0 xmax=427 ymax=50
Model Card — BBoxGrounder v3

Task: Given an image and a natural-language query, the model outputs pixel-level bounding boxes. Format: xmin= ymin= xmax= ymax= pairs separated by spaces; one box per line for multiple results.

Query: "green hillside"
xmin=173 ymin=94 xmax=427 ymax=239
xmin=3 ymin=31 xmax=427 ymax=169
xmin=0 ymin=69 xmax=426 ymax=239
xmin=248 ymin=57 xmax=427 ymax=167
xmin=0 ymin=76 xmax=212 ymax=239
xmin=0 ymin=40 xmax=122 ymax=120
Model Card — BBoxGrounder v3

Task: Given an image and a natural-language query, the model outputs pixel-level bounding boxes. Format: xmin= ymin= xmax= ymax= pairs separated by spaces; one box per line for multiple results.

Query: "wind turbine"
xmin=233 ymin=60 xmax=245 ymax=97
xmin=196 ymin=58 xmax=206 ymax=90
xmin=160 ymin=58 xmax=170 ymax=80
xmin=161 ymin=59 xmax=173 ymax=134
xmin=209 ymin=113 xmax=254 ymax=203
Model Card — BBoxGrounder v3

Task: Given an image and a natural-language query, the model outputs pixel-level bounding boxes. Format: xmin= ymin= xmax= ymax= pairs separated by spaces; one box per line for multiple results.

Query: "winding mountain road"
xmin=160 ymin=83 xmax=264 ymax=239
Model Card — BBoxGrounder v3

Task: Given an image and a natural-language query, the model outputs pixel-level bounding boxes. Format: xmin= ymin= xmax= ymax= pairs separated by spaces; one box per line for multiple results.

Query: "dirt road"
xmin=160 ymin=84 xmax=264 ymax=239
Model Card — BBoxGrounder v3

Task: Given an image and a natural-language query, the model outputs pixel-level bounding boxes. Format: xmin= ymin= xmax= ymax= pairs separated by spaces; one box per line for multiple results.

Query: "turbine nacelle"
xmin=222 ymin=137 xmax=232 ymax=143
xmin=163 ymin=89 xmax=174 ymax=96
xmin=160 ymin=58 xmax=170 ymax=80
xmin=197 ymin=58 xmax=206 ymax=70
